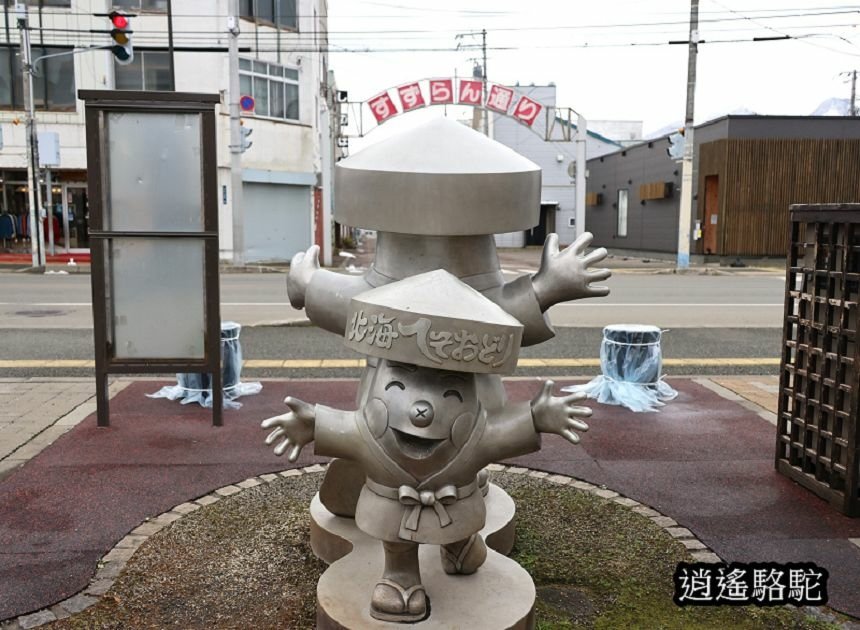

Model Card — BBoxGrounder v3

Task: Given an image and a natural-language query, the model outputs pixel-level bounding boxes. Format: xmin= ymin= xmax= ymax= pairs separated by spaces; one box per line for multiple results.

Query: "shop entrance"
xmin=62 ymin=184 xmax=89 ymax=251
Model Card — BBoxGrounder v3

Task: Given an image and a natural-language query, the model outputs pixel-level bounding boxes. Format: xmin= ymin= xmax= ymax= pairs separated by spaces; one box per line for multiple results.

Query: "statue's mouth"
xmin=391 ymin=428 xmax=446 ymax=460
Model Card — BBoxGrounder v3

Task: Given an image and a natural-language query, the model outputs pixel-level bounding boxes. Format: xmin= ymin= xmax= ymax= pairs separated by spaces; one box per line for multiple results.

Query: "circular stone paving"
xmin=28 ymin=467 xmax=840 ymax=630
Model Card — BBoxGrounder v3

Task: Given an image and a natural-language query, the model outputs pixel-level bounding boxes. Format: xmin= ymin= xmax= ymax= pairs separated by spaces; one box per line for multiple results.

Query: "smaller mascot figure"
xmin=262 ymin=270 xmax=591 ymax=624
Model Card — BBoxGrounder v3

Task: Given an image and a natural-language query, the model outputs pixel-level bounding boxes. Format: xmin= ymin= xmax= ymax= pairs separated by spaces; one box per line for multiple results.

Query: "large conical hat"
xmin=344 ymin=269 xmax=523 ymax=374
xmin=335 ymin=117 xmax=541 ymax=235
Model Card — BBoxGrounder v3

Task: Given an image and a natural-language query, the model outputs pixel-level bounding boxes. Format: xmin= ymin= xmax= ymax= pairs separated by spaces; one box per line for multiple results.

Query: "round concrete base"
xmin=311 ymin=486 xmax=535 ymax=629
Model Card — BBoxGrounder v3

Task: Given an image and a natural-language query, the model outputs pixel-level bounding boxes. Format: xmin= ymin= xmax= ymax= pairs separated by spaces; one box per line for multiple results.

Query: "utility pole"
xmin=851 ymin=70 xmax=857 ymax=116
xmin=482 ymin=28 xmax=488 ymax=136
xmin=574 ymin=113 xmax=587 ymax=240
xmin=677 ymin=0 xmax=699 ymax=270
xmin=166 ymin=0 xmax=176 ymax=90
xmin=456 ymin=29 xmax=490 ymax=137
xmin=228 ymin=0 xmax=244 ymax=266
xmin=17 ymin=4 xmax=45 ymax=270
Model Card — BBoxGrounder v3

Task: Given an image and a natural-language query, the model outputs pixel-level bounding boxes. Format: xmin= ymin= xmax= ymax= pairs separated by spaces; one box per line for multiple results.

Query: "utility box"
xmin=776 ymin=203 xmax=860 ymax=516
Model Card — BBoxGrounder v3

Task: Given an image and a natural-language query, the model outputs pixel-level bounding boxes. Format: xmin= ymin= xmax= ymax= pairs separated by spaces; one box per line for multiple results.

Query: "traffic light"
xmin=240 ymin=120 xmax=253 ymax=152
xmin=666 ymin=127 xmax=685 ymax=161
xmin=109 ymin=11 xmax=133 ymax=65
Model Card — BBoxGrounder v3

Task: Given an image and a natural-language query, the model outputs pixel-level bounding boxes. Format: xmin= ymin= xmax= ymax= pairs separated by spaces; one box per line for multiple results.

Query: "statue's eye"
xmin=385 ymin=381 xmax=405 ymax=391
xmin=443 ymin=389 xmax=463 ymax=402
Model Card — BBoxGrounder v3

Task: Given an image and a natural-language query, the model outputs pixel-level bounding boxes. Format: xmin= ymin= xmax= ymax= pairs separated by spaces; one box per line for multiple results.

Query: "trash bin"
xmin=147 ymin=321 xmax=262 ymax=409
xmin=562 ymin=324 xmax=678 ymax=413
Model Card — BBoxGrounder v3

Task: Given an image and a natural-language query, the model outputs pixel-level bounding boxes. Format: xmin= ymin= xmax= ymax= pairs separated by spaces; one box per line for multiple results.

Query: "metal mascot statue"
xmin=262 ymin=118 xmax=611 ymax=627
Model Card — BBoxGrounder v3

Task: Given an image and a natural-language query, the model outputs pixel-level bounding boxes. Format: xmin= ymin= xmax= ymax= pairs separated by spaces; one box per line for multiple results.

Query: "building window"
xmin=0 ymin=46 xmax=75 ymax=111
xmin=240 ymin=0 xmax=297 ymax=29
xmin=114 ymin=52 xmax=172 ymax=91
xmin=617 ymin=189 xmax=628 ymax=237
xmin=239 ymin=58 xmax=299 ymax=121
xmin=28 ymin=1 xmax=72 ymax=7
xmin=113 ymin=0 xmax=168 ymax=11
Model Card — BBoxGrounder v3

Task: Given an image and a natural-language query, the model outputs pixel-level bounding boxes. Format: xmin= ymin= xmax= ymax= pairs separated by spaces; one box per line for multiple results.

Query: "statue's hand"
xmin=286 ymin=245 xmax=320 ymax=309
xmin=530 ymin=380 xmax=591 ymax=445
xmin=261 ymin=396 xmax=316 ymax=462
xmin=531 ymin=232 xmax=611 ymax=311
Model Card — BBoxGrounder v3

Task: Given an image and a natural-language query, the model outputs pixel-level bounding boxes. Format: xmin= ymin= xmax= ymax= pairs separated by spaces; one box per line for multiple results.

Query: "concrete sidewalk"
xmin=0 ymin=376 xmax=858 ymax=628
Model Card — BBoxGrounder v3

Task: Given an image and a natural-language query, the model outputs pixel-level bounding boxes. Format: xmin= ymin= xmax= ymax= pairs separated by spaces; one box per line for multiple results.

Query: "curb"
xmin=0 ymin=462 xmax=721 ymax=629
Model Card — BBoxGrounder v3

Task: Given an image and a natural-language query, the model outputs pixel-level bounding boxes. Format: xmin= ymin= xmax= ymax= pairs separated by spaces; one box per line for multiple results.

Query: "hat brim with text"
xmin=343 ymin=269 xmax=523 ymax=375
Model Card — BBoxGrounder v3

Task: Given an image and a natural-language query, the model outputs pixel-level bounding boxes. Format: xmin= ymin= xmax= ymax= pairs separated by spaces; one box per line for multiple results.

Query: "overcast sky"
xmin=326 ymin=0 xmax=860 ymax=143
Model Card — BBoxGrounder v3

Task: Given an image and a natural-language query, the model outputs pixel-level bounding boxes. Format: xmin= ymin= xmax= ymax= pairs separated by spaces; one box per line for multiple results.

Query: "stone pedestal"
xmin=311 ymin=485 xmax=534 ymax=629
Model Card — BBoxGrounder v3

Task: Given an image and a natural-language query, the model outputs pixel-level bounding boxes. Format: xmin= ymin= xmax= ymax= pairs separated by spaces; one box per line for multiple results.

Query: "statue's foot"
xmin=441 ymin=533 xmax=487 ymax=575
xmin=370 ymin=578 xmax=428 ymax=622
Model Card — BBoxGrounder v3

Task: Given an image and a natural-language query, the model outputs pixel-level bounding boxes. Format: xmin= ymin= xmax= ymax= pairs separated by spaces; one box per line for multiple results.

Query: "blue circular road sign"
xmin=240 ymin=95 xmax=255 ymax=112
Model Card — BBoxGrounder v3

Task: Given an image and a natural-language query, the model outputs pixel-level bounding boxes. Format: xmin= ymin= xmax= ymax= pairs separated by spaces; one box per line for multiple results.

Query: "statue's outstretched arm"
xmin=287 ymin=245 xmax=373 ymax=335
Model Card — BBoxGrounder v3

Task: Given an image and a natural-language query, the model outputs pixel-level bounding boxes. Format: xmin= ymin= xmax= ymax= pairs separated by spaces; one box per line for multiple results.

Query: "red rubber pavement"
xmin=0 ymin=378 xmax=858 ymax=621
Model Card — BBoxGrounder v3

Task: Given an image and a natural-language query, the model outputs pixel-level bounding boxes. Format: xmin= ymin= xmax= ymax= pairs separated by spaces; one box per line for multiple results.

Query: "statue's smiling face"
xmin=363 ymin=361 xmax=479 ymax=474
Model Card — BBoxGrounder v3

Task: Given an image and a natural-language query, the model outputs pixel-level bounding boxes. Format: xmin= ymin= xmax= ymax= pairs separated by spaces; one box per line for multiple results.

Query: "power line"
xmin=20 ymin=7 xmax=860 ymax=35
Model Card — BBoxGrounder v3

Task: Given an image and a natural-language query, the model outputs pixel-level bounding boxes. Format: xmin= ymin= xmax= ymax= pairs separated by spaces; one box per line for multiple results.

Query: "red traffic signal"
xmin=107 ymin=11 xmax=133 ymax=65
xmin=110 ymin=12 xmax=128 ymax=29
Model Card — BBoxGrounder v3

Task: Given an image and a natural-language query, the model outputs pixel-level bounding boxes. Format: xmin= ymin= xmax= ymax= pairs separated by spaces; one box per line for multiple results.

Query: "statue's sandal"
xmin=441 ymin=533 xmax=488 ymax=575
xmin=369 ymin=578 xmax=428 ymax=622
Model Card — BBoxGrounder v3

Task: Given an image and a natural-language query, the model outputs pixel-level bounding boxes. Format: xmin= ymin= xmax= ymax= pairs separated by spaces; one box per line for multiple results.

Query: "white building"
xmin=0 ymin=0 xmax=336 ymax=263
xmin=491 ymin=84 xmax=621 ymax=247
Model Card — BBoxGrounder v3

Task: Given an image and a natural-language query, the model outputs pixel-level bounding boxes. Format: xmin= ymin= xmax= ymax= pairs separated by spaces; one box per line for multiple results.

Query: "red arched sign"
xmin=363 ymin=78 xmax=544 ymax=129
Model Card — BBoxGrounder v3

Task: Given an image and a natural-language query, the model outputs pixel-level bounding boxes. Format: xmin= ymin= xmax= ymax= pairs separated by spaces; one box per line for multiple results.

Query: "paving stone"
xmin=691 ymin=550 xmax=722 ymax=564
xmin=546 ymin=474 xmax=571 ymax=485
xmin=172 ymin=502 xmax=201 ymax=515
xmin=571 ymin=480 xmax=596 ymax=490
xmin=850 ymin=538 xmax=860 ymax=550
xmin=507 ymin=467 xmax=527 ymax=474
xmin=116 ymin=534 xmax=147 ymax=549
xmin=18 ymin=610 xmax=56 ymax=629
xmin=613 ymin=497 xmax=641 ymax=508
xmin=95 ymin=561 xmax=125 ymax=580
xmin=103 ymin=546 xmax=136 ymax=563
xmin=680 ymin=539 xmax=708 ymax=551
xmin=154 ymin=512 xmax=182 ymax=525
xmin=85 ymin=578 xmax=114 ymax=596
xmin=58 ymin=593 xmax=98 ymax=614
xmin=632 ymin=506 xmax=660 ymax=517
xmin=594 ymin=488 xmax=619 ymax=499
xmin=304 ymin=464 xmax=326 ymax=473
xmin=486 ymin=463 xmax=505 ymax=472
xmin=651 ymin=516 xmax=678 ymax=528
xmin=528 ymin=470 xmax=548 ymax=478
xmin=130 ymin=520 xmax=164 ymax=536
xmin=237 ymin=478 xmax=261 ymax=489
xmin=214 ymin=484 xmax=241 ymax=496
xmin=666 ymin=527 xmax=694 ymax=539
xmin=279 ymin=469 xmax=303 ymax=477
xmin=48 ymin=605 xmax=70 ymax=621
xmin=196 ymin=494 xmax=220 ymax=506
xmin=260 ymin=473 xmax=279 ymax=482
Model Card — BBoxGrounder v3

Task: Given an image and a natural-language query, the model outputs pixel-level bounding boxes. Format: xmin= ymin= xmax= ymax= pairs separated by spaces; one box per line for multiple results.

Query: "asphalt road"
xmin=0 ymin=271 xmax=785 ymax=329
xmin=0 ymin=325 xmax=782 ymax=379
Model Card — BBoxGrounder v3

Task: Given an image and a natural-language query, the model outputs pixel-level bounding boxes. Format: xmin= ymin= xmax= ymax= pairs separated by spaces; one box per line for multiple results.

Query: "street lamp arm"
xmin=29 ymin=45 xmax=114 ymax=77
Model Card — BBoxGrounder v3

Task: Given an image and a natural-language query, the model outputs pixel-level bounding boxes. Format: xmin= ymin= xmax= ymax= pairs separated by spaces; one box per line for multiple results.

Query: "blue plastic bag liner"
xmin=561 ymin=324 xmax=678 ymax=413
xmin=147 ymin=321 xmax=262 ymax=410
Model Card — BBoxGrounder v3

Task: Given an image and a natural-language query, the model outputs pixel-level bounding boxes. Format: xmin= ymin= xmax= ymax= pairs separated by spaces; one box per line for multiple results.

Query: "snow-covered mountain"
xmin=644 ymin=99 xmax=854 ymax=141
xmin=810 ymin=97 xmax=853 ymax=116
xmin=644 ymin=121 xmax=683 ymax=140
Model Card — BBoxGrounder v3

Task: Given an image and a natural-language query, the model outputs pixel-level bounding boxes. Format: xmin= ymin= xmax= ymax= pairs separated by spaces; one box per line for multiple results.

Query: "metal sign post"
xmin=80 ymin=90 xmax=223 ymax=427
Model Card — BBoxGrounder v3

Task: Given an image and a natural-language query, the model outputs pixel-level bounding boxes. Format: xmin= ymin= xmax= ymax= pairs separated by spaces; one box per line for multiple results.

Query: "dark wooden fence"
xmin=698 ymin=140 xmax=860 ymax=257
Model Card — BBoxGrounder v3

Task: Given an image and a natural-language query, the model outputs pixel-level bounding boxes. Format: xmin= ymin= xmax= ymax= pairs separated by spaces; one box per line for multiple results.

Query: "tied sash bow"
xmin=398 ymin=484 xmax=458 ymax=531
